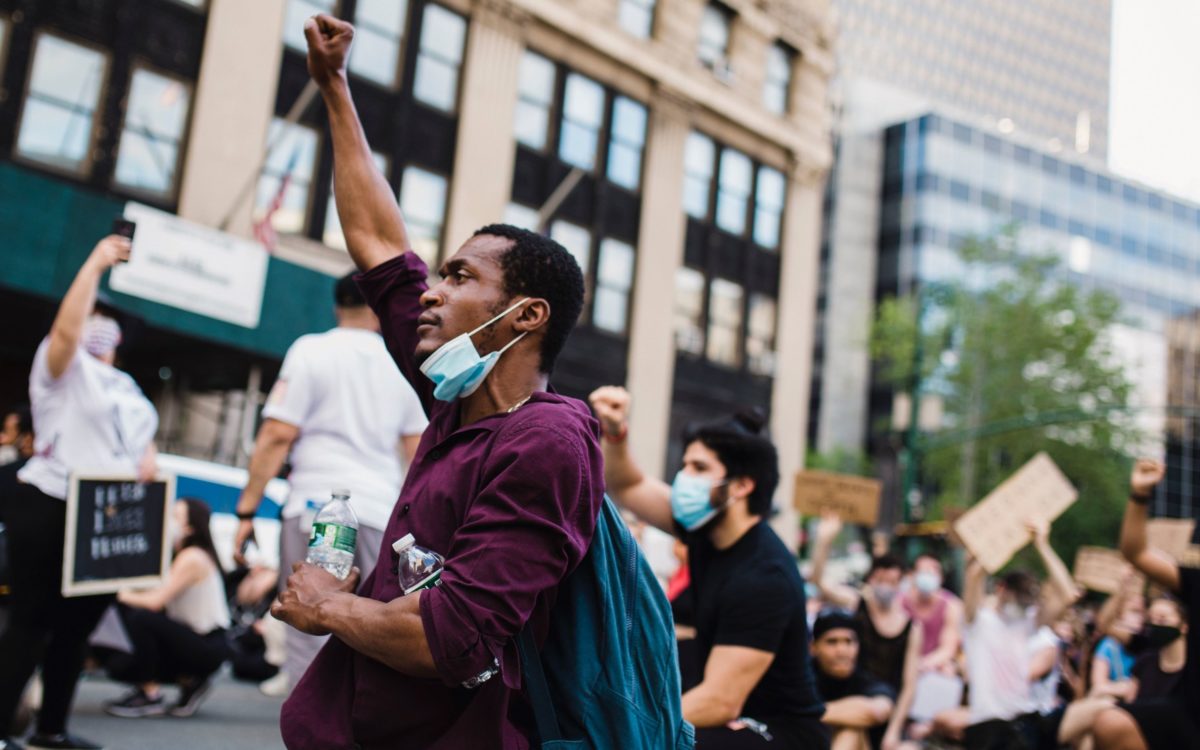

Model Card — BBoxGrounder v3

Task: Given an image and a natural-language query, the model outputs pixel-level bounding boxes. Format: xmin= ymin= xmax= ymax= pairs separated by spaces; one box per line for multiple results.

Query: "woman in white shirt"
xmin=0 ymin=235 xmax=158 ymax=750
xmin=101 ymin=498 xmax=231 ymax=719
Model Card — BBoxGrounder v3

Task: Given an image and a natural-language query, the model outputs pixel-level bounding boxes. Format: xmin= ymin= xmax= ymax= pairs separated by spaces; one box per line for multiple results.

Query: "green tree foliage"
xmin=871 ymin=228 xmax=1140 ymax=566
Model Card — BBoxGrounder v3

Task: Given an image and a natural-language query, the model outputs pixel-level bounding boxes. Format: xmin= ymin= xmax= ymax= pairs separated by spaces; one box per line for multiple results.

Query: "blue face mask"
xmin=419 ymin=298 xmax=529 ymax=401
xmin=671 ymin=472 xmax=729 ymax=532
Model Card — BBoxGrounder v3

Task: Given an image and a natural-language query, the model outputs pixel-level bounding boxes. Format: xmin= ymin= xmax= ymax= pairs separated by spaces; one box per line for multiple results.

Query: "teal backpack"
xmin=517 ymin=496 xmax=695 ymax=750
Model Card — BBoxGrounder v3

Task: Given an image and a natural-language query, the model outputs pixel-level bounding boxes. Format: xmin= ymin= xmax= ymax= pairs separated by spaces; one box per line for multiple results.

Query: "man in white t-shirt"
xmin=961 ymin=518 xmax=1080 ymax=750
xmin=232 ymin=273 xmax=427 ymax=693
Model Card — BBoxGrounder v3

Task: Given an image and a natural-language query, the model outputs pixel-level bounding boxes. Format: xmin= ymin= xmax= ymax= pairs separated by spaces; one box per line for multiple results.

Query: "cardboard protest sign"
xmin=1073 ymin=546 xmax=1143 ymax=594
xmin=63 ymin=474 xmax=174 ymax=597
xmin=794 ymin=470 xmax=882 ymax=526
xmin=1147 ymin=519 xmax=1196 ymax=560
xmin=952 ymin=453 xmax=1078 ymax=573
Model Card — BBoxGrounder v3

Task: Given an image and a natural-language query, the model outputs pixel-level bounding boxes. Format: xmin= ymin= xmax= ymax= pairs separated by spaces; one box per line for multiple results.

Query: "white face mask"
xmin=1002 ymin=602 xmax=1026 ymax=621
xmin=0 ymin=444 xmax=17 ymax=466
xmin=82 ymin=315 xmax=122 ymax=358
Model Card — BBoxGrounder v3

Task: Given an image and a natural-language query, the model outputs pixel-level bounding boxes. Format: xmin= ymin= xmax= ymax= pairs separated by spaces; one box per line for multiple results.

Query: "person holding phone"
xmin=0 ymin=234 xmax=159 ymax=750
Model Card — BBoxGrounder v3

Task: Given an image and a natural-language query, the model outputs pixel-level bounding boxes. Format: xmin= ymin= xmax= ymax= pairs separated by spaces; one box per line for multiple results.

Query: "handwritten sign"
xmin=953 ymin=453 xmax=1078 ymax=574
xmin=63 ymin=474 xmax=174 ymax=597
xmin=794 ymin=470 xmax=882 ymax=526
xmin=1073 ymin=546 xmax=1143 ymax=594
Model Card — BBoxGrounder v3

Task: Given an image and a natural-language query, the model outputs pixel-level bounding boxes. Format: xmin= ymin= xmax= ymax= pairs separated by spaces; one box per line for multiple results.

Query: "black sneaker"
xmin=24 ymin=734 xmax=103 ymax=750
xmin=169 ymin=676 xmax=214 ymax=718
xmin=104 ymin=687 xmax=166 ymax=718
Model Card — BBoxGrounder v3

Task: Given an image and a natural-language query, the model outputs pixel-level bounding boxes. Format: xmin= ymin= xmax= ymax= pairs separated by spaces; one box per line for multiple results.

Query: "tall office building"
xmin=873 ymin=112 xmax=1200 ymax=521
xmin=0 ymin=0 xmax=833 ymax=537
xmin=810 ymin=0 xmax=1113 ymax=460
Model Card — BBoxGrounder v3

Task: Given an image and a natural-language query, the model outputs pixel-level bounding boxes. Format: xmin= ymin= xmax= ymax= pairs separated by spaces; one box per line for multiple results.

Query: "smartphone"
xmin=112 ymin=217 xmax=137 ymax=240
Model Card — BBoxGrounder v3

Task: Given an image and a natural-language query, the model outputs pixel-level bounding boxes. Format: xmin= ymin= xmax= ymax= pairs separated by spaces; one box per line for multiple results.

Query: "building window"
xmin=618 ymin=0 xmax=656 ymax=38
xmin=558 ymin=73 xmax=605 ymax=170
xmin=514 ymin=51 xmax=556 ymax=151
xmin=399 ymin=166 xmax=448 ymax=268
xmin=254 ymin=119 xmax=320 ymax=234
xmin=763 ymin=43 xmax=792 ymax=114
xmin=747 ymin=293 xmax=777 ymax=375
xmin=683 ymin=131 xmax=715 ymax=219
xmin=503 ymin=202 xmax=540 ymax=231
xmin=550 ymin=220 xmax=593 ymax=284
xmin=113 ymin=67 xmax=192 ymax=199
xmin=350 ymin=0 xmax=409 ymax=88
xmin=324 ymin=151 xmax=389 ymax=250
xmin=753 ymin=165 xmax=785 ymax=249
xmin=413 ymin=4 xmax=466 ymax=113
xmin=16 ymin=33 xmax=109 ymax=175
xmin=697 ymin=3 xmax=731 ymax=68
xmin=606 ymin=96 xmax=647 ymax=191
xmin=706 ymin=278 xmax=743 ymax=367
xmin=674 ymin=267 xmax=706 ymax=354
xmin=715 ymin=148 xmax=752 ymax=235
xmin=283 ymin=0 xmax=337 ymax=53
xmin=594 ymin=238 xmax=635 ymax=334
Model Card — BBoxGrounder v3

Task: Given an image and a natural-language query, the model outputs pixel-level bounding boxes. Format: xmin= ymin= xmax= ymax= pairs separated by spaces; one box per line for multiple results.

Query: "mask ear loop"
xmin=467 ymin=297 xmax=530 ymax=338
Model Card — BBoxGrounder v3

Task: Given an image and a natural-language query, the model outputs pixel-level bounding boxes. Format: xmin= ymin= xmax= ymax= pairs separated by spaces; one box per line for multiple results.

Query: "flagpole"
xmin=218 ymin=79 xmax=321 ymax=232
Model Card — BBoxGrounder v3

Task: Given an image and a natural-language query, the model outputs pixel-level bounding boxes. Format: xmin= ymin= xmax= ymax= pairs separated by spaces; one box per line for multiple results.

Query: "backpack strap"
xmin=517 ymin=628 xmax=563 ymax=743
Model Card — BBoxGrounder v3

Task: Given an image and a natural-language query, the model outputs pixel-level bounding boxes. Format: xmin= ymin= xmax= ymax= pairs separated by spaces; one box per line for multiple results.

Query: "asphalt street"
xmin=55 ymin=672 xmax=285 ymax=750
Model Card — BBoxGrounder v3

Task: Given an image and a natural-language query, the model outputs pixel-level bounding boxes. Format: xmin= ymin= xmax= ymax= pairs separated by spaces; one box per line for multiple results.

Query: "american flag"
xmin=252 ymin=146 xmax=301 ymax=253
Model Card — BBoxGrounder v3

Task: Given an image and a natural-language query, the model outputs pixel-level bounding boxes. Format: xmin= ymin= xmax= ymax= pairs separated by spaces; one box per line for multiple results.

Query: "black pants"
xmin=695 ymin=716 xmax=830 ymax=749
xmin=0 ymin=483 xmax=111 ymax=737
xmin=99 ymin=605 xmax=229 ymax=686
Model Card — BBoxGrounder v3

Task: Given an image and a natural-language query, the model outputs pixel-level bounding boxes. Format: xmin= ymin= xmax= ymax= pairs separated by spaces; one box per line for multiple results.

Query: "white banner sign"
xmin=109 ymin=202 xmax=268 ymax=328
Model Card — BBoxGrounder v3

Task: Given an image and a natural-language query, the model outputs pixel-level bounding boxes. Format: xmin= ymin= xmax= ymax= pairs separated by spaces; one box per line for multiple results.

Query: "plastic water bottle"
xmin=306 ymin=489 xmax=358 ymax=580
xmin=393 ymin=533 xmax=444 ymax=595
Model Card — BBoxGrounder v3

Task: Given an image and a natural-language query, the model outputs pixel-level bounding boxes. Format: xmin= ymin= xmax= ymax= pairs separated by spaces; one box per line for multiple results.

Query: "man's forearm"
xmin=236 ymin=430 xmax=292 ymax=514
xmin=821 ymin=696 xmax=893 ymax=729
xmin=600 ymin=439 xmax=644 ymax=494
xmin=321 ymin=77 xmax=409 ymax=272
xmin=1119 ymin=500 xmax=1149 ymax=559
xmin=317 ymin=590 xmax=437 ymax=678
xmin=681 ymin=683 xmax=740 ymax=727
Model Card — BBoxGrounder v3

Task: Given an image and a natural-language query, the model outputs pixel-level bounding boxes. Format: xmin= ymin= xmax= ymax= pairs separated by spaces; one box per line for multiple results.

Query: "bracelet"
xmin=236 ymin=509 xmax=257 ymax=521
xmin=1129 ymin=492 xmax=1152 ymax=506
xmin=603 ymin=425 xmax=628 ymax=444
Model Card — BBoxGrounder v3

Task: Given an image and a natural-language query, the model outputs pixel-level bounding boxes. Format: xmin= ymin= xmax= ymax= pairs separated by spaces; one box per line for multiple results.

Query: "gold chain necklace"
xmin=506 ymin=394 xmax=532 ymax=413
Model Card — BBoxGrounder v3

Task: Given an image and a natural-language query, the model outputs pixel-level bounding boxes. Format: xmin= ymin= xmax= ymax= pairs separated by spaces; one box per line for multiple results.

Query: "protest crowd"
xmin=0 ymin=10 xmax=1197 ymax=750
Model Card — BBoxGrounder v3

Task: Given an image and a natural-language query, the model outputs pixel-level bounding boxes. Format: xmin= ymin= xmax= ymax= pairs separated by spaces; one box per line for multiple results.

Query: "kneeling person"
xmin=810 ymin=611 xmax=895 ymax=750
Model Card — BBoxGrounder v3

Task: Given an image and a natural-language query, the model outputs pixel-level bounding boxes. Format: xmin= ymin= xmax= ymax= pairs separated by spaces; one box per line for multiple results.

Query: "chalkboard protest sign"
xmin=63 ymin=474 xmax=174 ymax=597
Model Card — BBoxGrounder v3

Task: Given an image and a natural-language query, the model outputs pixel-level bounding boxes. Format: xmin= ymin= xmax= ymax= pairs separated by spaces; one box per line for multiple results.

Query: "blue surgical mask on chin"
xmin=671 ymin=472 xmax=730 ymax=532
xmin=420 ymin=298 xmax=529 ymax=401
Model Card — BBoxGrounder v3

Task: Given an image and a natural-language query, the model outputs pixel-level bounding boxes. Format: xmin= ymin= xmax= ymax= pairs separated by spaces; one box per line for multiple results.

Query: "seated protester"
xmin=810 ymin=610 xmax=895 ymax=750
xmin=961 ymin=518 xmax=1082 ymax=750
xmin=1091 ymin=579 xmax=1146 ymax=701
xmin=1092 ymin=459 xmax=1200 ymax=750
xmin=1126 ymin=596 xmax=1188 ymax=702
xmin=100 ymin=498 xmax=231 ymax=719
xmin=810 ymin=515 xmax=922 ymax=750
xmin=901 ymin=554 xmax=965 ymax=676
xmin=592 ymin=386 xmax=827 ymax=749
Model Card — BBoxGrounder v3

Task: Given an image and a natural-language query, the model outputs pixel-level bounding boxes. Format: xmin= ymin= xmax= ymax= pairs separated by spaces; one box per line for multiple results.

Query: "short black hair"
xmin=5 ymin=404 xmax=31 ymax=435
xmin=1000 ymin=570 xmax=1040 ymax=606
xmin=474 ymin=224 xmax=585 ymax=373
xmin=335 ymin=272 xmax=367 ymax=308
xmin=812 ymin=609 xmax=862 ymax=641
xmin=868 ymin=554 xmax=905 ymax=578
xmin=683 ymin=409 xmax=779 ymax=517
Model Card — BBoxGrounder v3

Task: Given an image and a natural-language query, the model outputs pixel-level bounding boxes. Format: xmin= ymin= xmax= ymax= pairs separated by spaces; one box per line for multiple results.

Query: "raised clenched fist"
xmin=304 ymin=13 xmax=354 ymax=88
xmin=1130 ymin=458 xmax=1165 ymax=498
xmin=588 ymin=385 xmax=631 ymax=439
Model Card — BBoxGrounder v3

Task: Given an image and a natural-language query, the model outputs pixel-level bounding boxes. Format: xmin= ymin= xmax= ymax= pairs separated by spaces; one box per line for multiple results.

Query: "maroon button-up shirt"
xmin=280 ymin=252 xmax=604 ymax=749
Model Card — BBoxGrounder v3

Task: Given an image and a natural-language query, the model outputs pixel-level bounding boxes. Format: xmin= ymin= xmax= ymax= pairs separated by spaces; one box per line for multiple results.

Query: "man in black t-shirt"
xmin=1092 ymin=459 xmax=1200 ymax=750
xmin=592 ymin=387 xmax=827 ymax=749
xmin=809 ymin=610 xmax=896 ymax=749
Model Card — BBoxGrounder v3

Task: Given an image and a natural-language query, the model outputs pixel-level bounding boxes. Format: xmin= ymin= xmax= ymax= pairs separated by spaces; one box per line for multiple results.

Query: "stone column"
xmin=176 ymin=0 xmax=286 ymax=235
xmin=624 ymin=92 xmax=691 ymax=480
xmin=441 ymin=7 xmax=525 ymax=254
xmin=769 ymin=161 xmax=828 ymax=550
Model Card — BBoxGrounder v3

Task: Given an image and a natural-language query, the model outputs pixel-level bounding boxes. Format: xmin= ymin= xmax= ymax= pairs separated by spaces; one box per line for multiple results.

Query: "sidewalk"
xmin=63 ymin=673 xmax=285 ymax=750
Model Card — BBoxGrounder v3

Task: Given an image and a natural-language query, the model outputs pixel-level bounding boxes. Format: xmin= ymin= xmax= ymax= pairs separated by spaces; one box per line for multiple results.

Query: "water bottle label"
xmin=309 ymin=522 xmax=357 ymax=554
xmin=402 ymin=569 xmax=442 ymax=596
